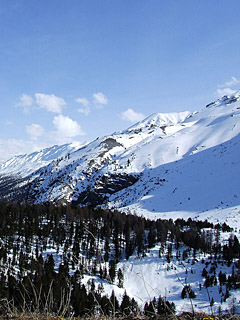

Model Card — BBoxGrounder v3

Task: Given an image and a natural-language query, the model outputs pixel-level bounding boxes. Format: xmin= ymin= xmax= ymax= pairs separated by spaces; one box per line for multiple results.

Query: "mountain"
xmin=0 ymin=142 xmax=82 ymax=199
xmin=0 ymin=142 xmax=82 ymax=177
xmin=0 ymin=90 xmax=240 ymax=226
xmin=0 ymin=91 xmax=240 ymax=316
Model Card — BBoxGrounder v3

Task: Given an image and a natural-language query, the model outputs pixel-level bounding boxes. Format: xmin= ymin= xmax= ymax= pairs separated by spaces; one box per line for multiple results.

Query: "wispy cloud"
xmin=93 ymin=92 xmax=108 ymax=108
xmin=16 ymin=93 xmax=34 ymax=113
xmin=218 ymin=76 xmax=240 ymax=88
xmin=35 ymin=93 xmax=66 ymax=114
xmin=216 ymin=76 xmax=240 ymax=97
xmin=76 ymin=97 xmax=90 ymax=116
xmin=76 ymin=92 xmax=108 ymax=112
xmin=5 ymin=120 xmax=14 ymax=126
xmin=216 ymin=88 xmax=236 ymax=97
xmin=120 ymin=108 xmax=145 ymax=123
xmin=26 ymin=123 xmax=44 ymax=140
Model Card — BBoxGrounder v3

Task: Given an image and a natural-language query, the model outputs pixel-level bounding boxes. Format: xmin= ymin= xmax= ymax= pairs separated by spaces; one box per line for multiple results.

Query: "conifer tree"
xmin=120 ymin=290 xmax=131 ymax=315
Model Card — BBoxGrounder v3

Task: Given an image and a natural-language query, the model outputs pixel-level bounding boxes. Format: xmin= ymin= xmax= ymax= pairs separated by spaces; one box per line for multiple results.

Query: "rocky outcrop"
xmin=73 ymin=173 xmax=139 ymax=206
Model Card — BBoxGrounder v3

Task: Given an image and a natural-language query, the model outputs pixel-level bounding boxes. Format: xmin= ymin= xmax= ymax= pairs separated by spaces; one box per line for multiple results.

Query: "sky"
xmin=0 ymin=0 xmax=240 ymax=160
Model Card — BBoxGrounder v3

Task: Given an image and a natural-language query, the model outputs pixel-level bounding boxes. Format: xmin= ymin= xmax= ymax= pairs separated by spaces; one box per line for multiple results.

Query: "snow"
xmin=1 ymin=90 xmax=239 ymax=229
xmin=1 ymin=90 xmax=240 ymax=314
xmin=0 ymin=142 xmax=83 ymax=177
xmin=77 ymin=236 xmax=240 ymax=315
xmin=126 ymin=111 xmax=191 ymax=132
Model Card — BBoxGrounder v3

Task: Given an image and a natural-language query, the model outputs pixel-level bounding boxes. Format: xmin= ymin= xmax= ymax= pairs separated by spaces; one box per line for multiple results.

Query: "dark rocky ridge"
xmin=73 ymin=173 xmax=140 ymax=206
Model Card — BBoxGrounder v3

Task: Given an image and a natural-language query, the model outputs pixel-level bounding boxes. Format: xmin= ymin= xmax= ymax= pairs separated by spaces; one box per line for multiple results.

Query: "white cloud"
xmin=216 ymin=88 xmax=236 ymax=97
xmin=93 ymin=92 xmax=108 ymax=107
xmin=35 ymin=93 xmax=66 ymax=114
xmin=76 ymin=97 xmax=90 ymax=116
xmin=75 ymin=97 xmax=89 ymax=107
xmin=53 ymin=115 xmax=85 ymax=142
xmin=78 ymin=106 xmax=91 ymax=116
xmin=120 ymin=108 xmax=145 ymax=123
xmin=218 ymin=76 xmax=240 ymax=88
xmin=26 ymin=123 xmax=44 ymax=140
xmin=16 ymin=93 xmax=34 ymax=113
xmin=216 ymin=76 xmax=240 ymax=97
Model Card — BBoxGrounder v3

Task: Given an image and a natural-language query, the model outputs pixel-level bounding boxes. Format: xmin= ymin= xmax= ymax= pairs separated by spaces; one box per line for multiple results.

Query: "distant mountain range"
xmin=0 ymin=90 xmax=240 ymax=225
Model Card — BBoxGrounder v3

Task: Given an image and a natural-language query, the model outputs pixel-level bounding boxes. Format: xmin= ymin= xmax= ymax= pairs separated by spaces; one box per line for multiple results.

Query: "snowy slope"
xmin=0 ymin=91 xmax=240 ymax=315
xmin=116 ymin=237 xmax=240 ymax=315
xmin=0 ymin=142 xmax=82 ymax=177
xmin=105 ymin=91 xmax=240 ymax=226
xmin=0 ymin=90 xmax=239 ymax=228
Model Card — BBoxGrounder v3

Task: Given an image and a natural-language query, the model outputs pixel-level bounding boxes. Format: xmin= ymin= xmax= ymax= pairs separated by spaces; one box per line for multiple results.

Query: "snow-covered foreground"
xmin=118 ymin=246 xmax=239 ymax=314
xmin=3 ymin=203 xmax=240 ymax=316
xmin=40 ymin=217 xmax=240 ymax=316
xmin=79 ymin=240 xmax=240 ymax=315
xmin=0 ymin=90 xmax=240 ymax=315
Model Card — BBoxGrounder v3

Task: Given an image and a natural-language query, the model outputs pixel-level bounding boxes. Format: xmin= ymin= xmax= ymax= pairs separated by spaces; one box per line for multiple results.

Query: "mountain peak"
xmin=0 ymin=89 xmax=239 ymax=225
xmin=126 ymin=111 xmax=190 ymax=133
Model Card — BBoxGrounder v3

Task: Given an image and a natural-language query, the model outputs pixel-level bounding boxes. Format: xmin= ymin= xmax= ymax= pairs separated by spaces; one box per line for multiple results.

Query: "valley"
xmin=0 ymin=91 xmax=239 ymax=317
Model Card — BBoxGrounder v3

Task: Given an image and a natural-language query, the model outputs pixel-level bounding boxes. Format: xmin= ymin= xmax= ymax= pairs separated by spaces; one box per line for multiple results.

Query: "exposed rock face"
xmin=74 ymin=173 xmax=139 ymax=206
xmin=99 ymin=137 xmax=123 ymax=150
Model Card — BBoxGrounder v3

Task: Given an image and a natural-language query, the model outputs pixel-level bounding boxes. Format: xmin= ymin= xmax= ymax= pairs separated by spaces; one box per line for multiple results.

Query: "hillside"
xmin=0 ymin=91 xmax=239 ymax=316
xmin=0 ymin=91 xmax=239 ymax=228
xmin=0 ymin=202 xmax=239 ymax=317
xmin=0 ymin=142 xmax=82 ymax=177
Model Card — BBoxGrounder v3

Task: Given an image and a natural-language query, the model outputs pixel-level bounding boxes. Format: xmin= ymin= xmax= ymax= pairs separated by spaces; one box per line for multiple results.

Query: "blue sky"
xmin=0 ymin=0 xmax=240 ymax=160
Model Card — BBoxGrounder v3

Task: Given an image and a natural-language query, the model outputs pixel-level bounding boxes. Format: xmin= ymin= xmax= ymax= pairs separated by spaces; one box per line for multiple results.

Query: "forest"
xmin=0 ymin=201 xmax=239 ymax=317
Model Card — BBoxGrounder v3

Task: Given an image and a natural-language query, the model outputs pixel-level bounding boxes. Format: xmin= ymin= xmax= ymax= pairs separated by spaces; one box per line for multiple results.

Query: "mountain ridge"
xmin=0 ymin=90 xmax=239 ymax=226
xmin=0 ymin=90 xmax=240 ymax=315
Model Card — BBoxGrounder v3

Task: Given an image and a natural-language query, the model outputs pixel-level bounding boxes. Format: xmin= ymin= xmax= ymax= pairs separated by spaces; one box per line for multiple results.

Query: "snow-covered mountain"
xmin=0 ymin=91 xmax=240 ymax=316
xmin=0 ymin=142 xmax=82 ymax=199
xmin=0 ymin=90 xmax=240 ymax=226
xmin=0 ymin=142 xmax=82 ymax=177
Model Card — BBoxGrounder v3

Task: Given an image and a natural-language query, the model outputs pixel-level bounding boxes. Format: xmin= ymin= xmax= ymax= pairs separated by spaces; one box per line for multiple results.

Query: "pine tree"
xmin=109 ymin=260 xmax=116 ymax=283
xmin=117 ymin=268 xmax=124 ymax=288
xmin=181 ymin=285 xmax=196 ymax=299
xmin=120 ymin=291 xmax=131 ymax=315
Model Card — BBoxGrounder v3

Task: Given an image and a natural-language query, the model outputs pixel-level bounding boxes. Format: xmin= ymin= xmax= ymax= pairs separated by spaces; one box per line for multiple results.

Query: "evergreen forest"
xmin=0 ymin=202 xmax=239 ymax=317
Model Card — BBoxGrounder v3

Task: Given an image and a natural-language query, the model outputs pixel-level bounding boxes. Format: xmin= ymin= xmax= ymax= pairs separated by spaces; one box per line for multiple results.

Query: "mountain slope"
xmin=0 ymin=91 xmax=239 ymax=316
xmin=0 ymin=90 xmax=239 ymax=225
xmin=0 ymin=142 xmax=82 ymax=177
xmin=0 ymin=142 xmax=82 ymax=199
